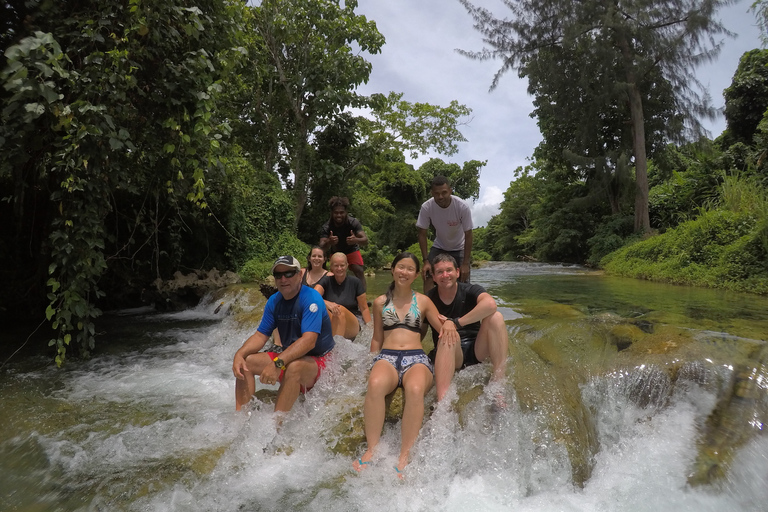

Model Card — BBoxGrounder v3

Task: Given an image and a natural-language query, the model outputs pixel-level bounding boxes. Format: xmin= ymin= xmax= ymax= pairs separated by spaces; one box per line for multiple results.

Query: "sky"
xmin=354 ymin=0 xmax=765 ymax=227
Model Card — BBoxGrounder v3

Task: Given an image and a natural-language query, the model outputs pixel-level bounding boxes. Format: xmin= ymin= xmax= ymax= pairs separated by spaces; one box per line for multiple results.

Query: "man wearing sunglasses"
xmin=233 ymin=256 xmax=335 ymax=412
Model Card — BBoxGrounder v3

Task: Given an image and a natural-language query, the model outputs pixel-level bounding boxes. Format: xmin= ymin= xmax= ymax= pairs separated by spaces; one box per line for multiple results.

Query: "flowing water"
xmin=1 ymin=263 xmax=767 ymax=511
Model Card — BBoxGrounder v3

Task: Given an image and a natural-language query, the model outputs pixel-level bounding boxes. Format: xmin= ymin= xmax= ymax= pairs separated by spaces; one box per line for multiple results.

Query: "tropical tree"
xmin=418 ymin=157 xmax=485 ymax=201
xmin=458 ymin=0 xmax=733 ymax=233
xmin=240 ymin=0 xmax=385 ymax=227
xmin=722 ymin=49 xmax=768 ymax=146
xmin=0 ymin=0 xmax=246 ymax=363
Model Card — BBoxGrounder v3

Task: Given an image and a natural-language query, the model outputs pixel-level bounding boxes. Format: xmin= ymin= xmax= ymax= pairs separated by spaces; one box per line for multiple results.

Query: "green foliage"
xmin=239 ymin=260 xmax=273 ymax=283
xmin=586 ymin=215 xmax=637 ymax=267
xmin=240 ymin=0 xmax=384 ymax=226
xmin=418 ymin=158 xmax=485 ymax=201
xmin=0 ymin=0 xmax=247 ymax=363
xmin=723 ymin=49 xmax=768 ymax=145
xmin=648 ymin=141 xmax=728 ymax=230
xmin=218 ymin=151 xmax=295 ymax=269
xmin=603 ymin=172 xmax=768 ymax=294
xmin=360 ymin=244 xmax=394 ymax=270
xmin=405 ymin=240 xmax=432 ymax=267
xmin=472 ymin=250 xmax=492 ymax=263
xmin=238 ymin=233 xmax=310 ymax=283
xmin=458 ymin=0 xmax=732 ymax=233
xmin=360 ymin=92 xmax=472 ymax=160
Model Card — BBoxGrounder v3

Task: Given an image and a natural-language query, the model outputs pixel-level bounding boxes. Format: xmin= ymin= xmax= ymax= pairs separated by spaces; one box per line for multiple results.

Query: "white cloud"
xmin=470 ymin=185 xmax=505 ymax=227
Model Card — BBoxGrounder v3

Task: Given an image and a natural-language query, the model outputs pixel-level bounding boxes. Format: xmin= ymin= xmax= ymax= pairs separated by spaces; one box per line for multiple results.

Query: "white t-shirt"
xmin=416 ymin=196 xmax=474 ymax=251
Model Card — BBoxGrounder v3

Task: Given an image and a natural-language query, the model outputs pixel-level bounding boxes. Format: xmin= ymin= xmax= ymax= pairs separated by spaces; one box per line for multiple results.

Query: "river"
xmin=1 ymin=263 xmax=766 ymax=511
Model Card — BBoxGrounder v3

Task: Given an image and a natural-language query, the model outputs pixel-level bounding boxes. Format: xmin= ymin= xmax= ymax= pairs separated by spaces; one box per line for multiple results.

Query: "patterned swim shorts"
xmin=372 ymin=348 xmax=434 ymax=386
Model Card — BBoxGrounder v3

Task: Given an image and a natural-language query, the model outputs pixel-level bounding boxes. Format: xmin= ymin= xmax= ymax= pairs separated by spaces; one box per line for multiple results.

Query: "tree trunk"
xmin=626 ymin=83 xmax=651 ymax=234
xmin=616 ymin=30 xmax=652 ymax=234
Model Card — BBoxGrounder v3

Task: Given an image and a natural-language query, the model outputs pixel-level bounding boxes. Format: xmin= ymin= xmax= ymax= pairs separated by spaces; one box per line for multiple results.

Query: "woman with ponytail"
xmin=353 ymin=252 xmax=457 ymax=476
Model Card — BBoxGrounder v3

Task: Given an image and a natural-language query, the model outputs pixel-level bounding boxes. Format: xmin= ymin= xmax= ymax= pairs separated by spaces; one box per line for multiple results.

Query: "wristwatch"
xmin=450 ymin=317 xmax=462 ymax=328
xmin=273 ymin=357 xmax=286 ymax=370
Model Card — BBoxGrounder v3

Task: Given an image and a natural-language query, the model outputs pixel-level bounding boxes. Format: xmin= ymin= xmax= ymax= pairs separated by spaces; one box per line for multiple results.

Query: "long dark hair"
xmin=385 ymin=252 xmax=420 ymax=302
xmin=306 ymin=245 xmax=327 ymax=270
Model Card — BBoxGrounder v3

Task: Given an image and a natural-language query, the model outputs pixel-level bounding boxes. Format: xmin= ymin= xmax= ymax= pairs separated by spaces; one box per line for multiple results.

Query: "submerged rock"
xmin=688 ymin=342 xmax=768 ymax=486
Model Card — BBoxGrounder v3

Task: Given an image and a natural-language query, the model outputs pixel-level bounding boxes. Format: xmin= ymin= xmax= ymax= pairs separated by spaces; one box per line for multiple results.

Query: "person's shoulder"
xmin=424 ymin=286 xmax=438 ymax=300
xmin=452 ymin=195 xmax=471 ymax=208
xmin=464 ymin=282 xmax=487 ymax=295
xmin=415 ymin=291 xmax=433 ymax=304
xmin=301 ymin=284 xmax=322 ymax=299
xmin=373 ymin=294 xmax=387 ymax=308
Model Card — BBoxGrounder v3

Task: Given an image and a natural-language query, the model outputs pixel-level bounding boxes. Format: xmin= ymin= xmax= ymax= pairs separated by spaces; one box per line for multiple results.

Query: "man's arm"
xmin=370 ymin=296 xmax=385 ymax=352
xmin=418 ymin=227 xmax=431 ymax=277
xmin=456 ymin=291 xmax=496 ymax=327
xmin=232 ymin=331 xmax=269 ymax=379
xmin=460 ymin=229 xmax=473 ymax=281
xmin=276 ymin=331 xmax=319 ymax=366
xmin=350 ymin=228 xmax=368 ymax=246
xmin=318 ymin=222 xmax=337 ymax=251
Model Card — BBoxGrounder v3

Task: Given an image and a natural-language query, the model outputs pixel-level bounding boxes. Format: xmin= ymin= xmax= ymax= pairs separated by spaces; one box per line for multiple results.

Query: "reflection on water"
xmin=0 ymin=263 xmax=766 ymax=511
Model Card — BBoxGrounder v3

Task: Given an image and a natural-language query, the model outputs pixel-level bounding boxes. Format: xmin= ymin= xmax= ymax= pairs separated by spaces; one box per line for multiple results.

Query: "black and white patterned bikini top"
xmin=382 ymin=291 xmax=422 ymax=333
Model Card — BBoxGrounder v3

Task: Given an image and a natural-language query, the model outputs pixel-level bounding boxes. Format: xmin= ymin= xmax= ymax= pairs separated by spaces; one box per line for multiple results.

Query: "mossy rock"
xmin=607 ymin=323 xmax=646 ymax=351
xmin=511 ymin=300 xmax=587 ymax=320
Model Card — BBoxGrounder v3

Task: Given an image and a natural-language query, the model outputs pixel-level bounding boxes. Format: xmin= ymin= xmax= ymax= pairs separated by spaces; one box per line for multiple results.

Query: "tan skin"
xmin=232 ymin=265 xmax=323 ymax=412
xmin=319 ymin=205 xmax=368 ymax=288
xmin=427 ymin=260 xmax=508 ymax=401
xmin=353 ymin=256 xmax=458 ymax=474
xmin=313 ymin=253 xmax=371 ymax=339
xmin=418 ymin=183 xmax=473 ymax=291
xmin=301 ymin=247 xmax=332 ymax=287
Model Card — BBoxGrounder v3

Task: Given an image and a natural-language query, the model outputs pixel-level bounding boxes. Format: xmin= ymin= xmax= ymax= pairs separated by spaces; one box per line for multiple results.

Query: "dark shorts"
xmin=267 ymin=350 xmax=331 ymax=393
xmin=427 ymin=246 xmax=463 ymax=267
xmin=428 ymin=337 xmax=480 ymax=369
xmin=373 ymin=348 xmax=433 ymax=386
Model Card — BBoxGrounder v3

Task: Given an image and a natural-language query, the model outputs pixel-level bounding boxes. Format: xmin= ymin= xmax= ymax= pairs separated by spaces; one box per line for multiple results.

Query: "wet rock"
xmin=621 ymin=364 xmax=673 ymax=410
xmin=510 ymin=339 xmax=599 ymax=488
xmin=634 ymin=320 xmax=654 ymax=334
xmin=688 ymin=343 xmax=768 ymax=486
xmin=146 ymin=269 xmax=240 ymax=311
xmin=608 ymin=324 xmax=644 ymax=351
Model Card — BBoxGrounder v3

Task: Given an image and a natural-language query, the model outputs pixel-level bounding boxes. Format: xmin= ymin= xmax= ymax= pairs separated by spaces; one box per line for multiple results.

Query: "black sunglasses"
xmin=273 ymin=270 xmax=298 ymax=279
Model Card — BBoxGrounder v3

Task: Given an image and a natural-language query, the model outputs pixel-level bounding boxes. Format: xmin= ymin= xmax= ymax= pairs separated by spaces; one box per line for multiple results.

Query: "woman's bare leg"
xmin=354 ymin=360 xmax=398 ymax=471
xmin=397 ymin=364 xmax=433 ymax=472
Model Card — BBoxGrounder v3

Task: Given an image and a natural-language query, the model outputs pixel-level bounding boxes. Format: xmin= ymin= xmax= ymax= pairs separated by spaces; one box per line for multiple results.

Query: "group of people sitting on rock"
xmin=231 ymin=176 xmax=509 ymax=476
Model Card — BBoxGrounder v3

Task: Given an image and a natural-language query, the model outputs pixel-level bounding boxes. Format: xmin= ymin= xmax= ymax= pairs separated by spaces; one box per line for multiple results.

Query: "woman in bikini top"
xmin=354 ymin=252 xmax=458 ymax=475
xmin=381 ymin=290 xmax=422 ymax=333
xmin=301 ymin=245 xmax=332 ymax=288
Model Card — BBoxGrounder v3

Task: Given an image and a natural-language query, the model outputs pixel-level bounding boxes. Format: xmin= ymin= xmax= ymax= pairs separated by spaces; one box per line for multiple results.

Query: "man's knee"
xmin=283 ymin=359 xmax=313 ymax=384
xmin=482 ymin=311 xmax=504 ymax=327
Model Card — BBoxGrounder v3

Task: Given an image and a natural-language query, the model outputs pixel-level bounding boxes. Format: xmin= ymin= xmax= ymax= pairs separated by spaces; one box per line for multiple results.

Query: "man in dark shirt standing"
xmin=319 ymin=196 xmax=368 ymax=290
xmin=424 ymin=253 xmax=508 ymax=402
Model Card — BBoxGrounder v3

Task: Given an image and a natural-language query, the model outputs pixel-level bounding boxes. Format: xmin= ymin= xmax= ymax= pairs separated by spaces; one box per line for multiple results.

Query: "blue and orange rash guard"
xmin=257 ymin=286 xmax=335 ymax=356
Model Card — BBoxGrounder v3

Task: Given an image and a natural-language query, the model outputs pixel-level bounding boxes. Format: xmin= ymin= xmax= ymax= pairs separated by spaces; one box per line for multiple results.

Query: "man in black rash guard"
xmin=423 ymin=253 xmax=508 ymax=402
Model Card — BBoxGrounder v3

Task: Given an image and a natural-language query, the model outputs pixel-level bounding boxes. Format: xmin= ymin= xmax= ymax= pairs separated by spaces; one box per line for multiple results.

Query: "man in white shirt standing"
xmin=416 ymin=175 xmax=473 ymax=291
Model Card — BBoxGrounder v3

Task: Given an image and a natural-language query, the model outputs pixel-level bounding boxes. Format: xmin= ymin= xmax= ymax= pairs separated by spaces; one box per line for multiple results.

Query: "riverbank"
xmin=601 ymin=208 xmax=768 ymax=295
